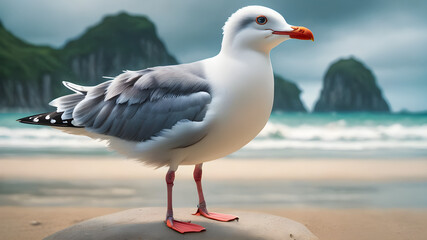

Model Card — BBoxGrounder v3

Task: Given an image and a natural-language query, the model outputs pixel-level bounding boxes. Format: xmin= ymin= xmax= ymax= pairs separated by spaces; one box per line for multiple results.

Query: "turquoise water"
xmin=1 ymin=112 xmax=427 ymax=158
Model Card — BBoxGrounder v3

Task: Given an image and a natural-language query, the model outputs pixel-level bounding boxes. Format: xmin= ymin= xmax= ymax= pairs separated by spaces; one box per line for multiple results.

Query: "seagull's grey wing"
xmin=72 ymin=62 xmax=212 ymax=142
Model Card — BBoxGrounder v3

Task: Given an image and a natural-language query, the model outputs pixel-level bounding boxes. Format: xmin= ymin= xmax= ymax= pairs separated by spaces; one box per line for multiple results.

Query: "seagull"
xmin=18 ymin=5 xmax=313 ymax=233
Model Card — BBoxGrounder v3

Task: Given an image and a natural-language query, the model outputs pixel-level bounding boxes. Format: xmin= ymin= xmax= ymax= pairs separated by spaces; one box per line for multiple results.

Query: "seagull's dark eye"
xmin=256 ymin=15 xmax=268 ymax=25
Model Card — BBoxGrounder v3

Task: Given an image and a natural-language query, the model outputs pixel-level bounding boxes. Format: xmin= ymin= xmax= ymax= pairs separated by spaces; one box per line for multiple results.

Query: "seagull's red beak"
xmin=272 ymin=26 xmax=314 ymax=41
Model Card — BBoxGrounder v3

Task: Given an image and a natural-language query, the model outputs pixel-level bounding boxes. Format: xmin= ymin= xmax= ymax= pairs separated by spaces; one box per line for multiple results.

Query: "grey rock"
xmin=44 ymin=208 xmax=318 ymax=240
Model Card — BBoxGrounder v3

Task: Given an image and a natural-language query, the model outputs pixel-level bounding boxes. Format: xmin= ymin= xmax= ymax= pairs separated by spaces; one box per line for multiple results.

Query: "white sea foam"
xmin=0 ymin=138 xmax=105 ymax=149
xmin=0 ymin=127 xmax=106 ymax=150
xmin=249 ymin=121 xmax=427 ymax=150
xmin=245 ymin=139 xmax=427 ymax=150
xmin=258 ymin=122 xmax=427 ymax=141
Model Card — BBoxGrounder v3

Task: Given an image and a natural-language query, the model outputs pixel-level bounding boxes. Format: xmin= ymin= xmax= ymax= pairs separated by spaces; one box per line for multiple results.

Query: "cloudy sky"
xmin=1 ymin=0 xmax=426 ymax=111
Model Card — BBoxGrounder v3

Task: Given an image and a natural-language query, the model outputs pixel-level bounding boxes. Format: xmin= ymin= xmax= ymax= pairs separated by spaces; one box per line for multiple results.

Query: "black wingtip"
xmin=17 ymin=113 xmax=47 ymax=125
xmin=16 ymin=112 xmax=79 ymax=127
xmin=16 ymin=116 xmax=34 ymax=124
xmin=17 ymin=116 xmax=33 ymax=122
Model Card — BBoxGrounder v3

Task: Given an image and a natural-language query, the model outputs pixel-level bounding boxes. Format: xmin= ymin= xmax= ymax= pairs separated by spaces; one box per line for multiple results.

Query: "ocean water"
xmin=1 ymin=112 xmax=426 ymax=159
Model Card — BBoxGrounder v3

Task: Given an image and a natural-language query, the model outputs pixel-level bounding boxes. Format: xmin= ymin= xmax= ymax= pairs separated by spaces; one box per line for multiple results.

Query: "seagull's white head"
xmin=221 ymin=6 xmax=313 ymax=54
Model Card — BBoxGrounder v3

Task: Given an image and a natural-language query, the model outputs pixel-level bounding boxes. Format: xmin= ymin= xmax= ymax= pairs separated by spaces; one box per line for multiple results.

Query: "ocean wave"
xmin=0 ymin=127 xmax=79 ymax=139
xmin=1 ymin=120 xmax=427 ymax=153
xmin=0 ymin=127 xmax=106 ymax=150
xmin=258 ymin=121 xmax=427 ymax=141
xmin=244 ymin=139 xmax=427 ymax=150
xmin=0 ymin=138 xmax=105 ymax=149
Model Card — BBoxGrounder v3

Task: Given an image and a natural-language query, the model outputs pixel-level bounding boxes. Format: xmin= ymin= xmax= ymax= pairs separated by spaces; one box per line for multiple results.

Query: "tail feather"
xmin=62 ymin=81 xmax=89 ymax=95
xmin=49 ymin=93 xmax=85 ymax=119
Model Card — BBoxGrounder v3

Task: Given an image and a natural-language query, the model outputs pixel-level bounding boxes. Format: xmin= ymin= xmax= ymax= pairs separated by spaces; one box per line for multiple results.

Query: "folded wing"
xmin=56 ymin=62 xmax=212 ymax=142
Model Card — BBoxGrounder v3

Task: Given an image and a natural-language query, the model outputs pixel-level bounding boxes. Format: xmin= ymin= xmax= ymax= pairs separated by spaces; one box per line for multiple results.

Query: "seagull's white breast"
xmin=180 ymin=51 xmax=274 ymax=164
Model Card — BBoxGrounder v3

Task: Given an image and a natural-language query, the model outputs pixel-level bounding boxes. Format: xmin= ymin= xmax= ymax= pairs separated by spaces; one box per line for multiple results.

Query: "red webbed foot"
xmin=165 ymin=217 xmax=206 ymax=234
xmin=193 ymin=208 xmax=239 ymax=222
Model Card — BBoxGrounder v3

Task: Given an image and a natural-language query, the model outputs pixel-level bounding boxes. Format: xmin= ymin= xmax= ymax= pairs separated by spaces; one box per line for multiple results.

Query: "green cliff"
xmin=62 ymin=12 xmax=177 ymax=85
xmin=0 ymin=21 xmax=67 ymax=108
xmin=0 ymin=13 xmax=177 ymax=109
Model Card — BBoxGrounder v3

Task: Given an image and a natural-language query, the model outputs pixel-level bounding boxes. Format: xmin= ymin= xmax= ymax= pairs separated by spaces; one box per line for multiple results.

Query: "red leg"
xmin=166 ymin=170 xmax=175 ymax=220
xmin=165 ymin=170 xmax=205 ymax=233
xmin=193 ymin=164 xmax=239 ymax=222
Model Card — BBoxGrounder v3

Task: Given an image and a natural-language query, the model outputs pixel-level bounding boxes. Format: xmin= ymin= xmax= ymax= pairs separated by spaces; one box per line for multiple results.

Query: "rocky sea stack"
xmin=314 ymin=57 xmax=390 ymax=112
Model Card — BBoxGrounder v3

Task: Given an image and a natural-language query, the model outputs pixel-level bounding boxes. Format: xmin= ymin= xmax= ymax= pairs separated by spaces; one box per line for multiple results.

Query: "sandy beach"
xmin=1 ymin=156 xmax=427 ymax=239
xmin=1 ymin=207 xmax=427 ymax=240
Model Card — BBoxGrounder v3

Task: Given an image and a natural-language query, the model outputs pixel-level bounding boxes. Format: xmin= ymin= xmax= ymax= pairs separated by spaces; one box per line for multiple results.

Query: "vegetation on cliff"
xmin=61 ymin=12 xmax=177 ymax=85
xmin=0 ymin=21 xmax=69 ymax=108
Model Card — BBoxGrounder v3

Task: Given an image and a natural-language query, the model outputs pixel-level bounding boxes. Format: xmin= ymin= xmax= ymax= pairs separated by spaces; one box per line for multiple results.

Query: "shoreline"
xmin=1 ymin=156 xmax=427 ymax=181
